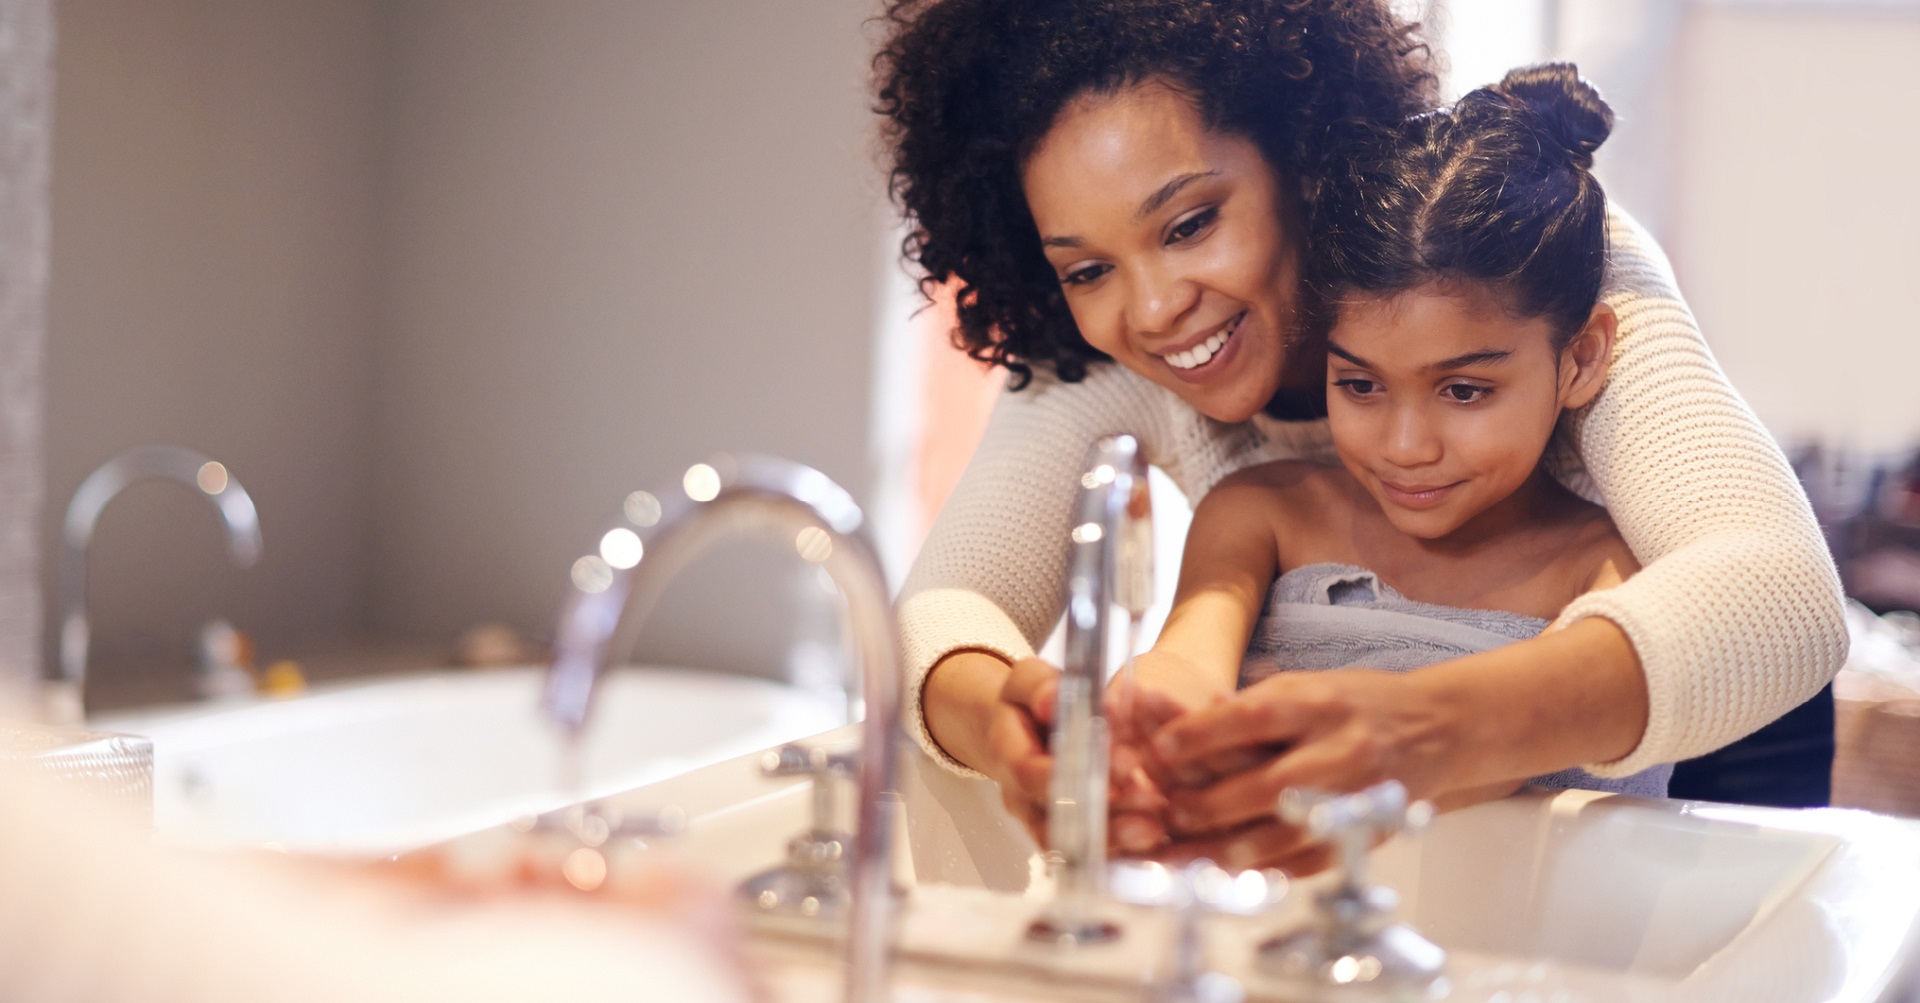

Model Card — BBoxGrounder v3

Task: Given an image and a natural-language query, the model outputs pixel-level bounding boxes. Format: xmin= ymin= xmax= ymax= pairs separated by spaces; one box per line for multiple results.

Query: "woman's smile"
xmin=1159 ymin=311 xmax=1245 ymax=378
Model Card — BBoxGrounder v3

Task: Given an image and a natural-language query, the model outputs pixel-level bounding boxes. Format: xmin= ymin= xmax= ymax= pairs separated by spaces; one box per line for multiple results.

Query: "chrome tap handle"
xmin=1278 ymin=780 xmax=1432 ymax=893
xmin=1258 ymin=780 xmax=1446 ymax=990
xmin=524 ymin=802 xmax=687 ymax=845
xmin=762 ymin=743 xmax=858 ymax=837
xmin=1110 ymin=860 xmax=1288 ymax=1003
xmin=1278 ymin=780 xmax=1433 ymax=840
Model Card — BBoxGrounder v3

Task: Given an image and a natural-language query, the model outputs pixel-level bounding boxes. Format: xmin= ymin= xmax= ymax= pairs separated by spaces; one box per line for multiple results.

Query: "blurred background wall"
xmin=47 ymin=0 xmax=884 ymax=704
xmin=0 ymin=0 xmax=51 ymax=693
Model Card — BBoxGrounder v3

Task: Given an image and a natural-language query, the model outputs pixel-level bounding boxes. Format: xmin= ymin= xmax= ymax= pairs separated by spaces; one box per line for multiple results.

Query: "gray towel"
xmin=1239 ymin=563 xmax=1670 ymax=798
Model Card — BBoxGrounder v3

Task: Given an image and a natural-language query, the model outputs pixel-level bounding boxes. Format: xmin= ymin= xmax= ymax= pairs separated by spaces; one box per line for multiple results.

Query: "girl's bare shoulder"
xmin=1547 ymin=493 xmax=1642 ymax=593
xmin=1214 ymin=458 xmax=1351 ymax=502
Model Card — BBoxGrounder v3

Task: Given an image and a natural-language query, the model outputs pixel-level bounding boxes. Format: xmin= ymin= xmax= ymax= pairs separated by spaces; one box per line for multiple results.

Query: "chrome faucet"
xmin=1028 ymin=434 xmax=1154 ymax=946
xmin=542 ymin=455 xmax=901 ymax=1003
xmin=47 ymin=445 xmax=262 ymax=724
xmin=1258 ymin=780 xmax=1445 ymax=992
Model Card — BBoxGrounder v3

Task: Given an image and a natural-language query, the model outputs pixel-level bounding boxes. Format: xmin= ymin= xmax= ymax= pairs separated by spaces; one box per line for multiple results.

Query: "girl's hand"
xmin=1149 ymin=668 xmax=1464 ymax=839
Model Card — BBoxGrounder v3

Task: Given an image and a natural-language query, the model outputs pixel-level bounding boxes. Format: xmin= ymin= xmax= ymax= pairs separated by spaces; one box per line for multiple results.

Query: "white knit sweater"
xmin=897 ymin=207 xmax=1848 ymax=780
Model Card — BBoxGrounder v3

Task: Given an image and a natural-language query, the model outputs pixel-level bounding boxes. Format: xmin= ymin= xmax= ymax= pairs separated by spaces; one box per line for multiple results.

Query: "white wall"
xmin=369 ymin=1 xmax=885 ymax=675
xmin=46 ymin=0 xmax=383 ymax=690
xmin=0 ymin=0 xmax=52 ymax=692
xmin=45 ymin=1 xmax=888 ymax=692
xmin=1670 ymin=4 xmax=1920 ymax=451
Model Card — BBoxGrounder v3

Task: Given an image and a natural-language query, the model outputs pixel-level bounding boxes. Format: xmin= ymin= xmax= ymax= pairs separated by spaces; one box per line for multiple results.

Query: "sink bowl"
xmin=94 ymin=666 xmax=844 ymax=854
xmin=557 ymin=724 xmax=1920 ymax=1002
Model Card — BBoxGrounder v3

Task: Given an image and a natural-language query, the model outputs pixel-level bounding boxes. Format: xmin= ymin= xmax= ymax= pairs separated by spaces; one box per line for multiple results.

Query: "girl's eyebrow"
xmin=1328 ymin=341 xmax=1512 ymax=372
xmin=1327 ymin=342 xmax=1374 ymax=368
xmin=1432 ymin=349 xmax=1512 ymax=371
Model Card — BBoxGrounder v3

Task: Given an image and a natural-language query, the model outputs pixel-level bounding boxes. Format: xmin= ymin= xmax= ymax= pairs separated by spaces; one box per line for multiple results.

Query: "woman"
xmin=876 ymin=0 xmax=1844 ymax=868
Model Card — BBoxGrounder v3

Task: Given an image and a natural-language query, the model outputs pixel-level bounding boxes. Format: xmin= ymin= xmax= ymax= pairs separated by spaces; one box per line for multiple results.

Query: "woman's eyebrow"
xmin=1136 ymin=171 xmax=1220 ymax=220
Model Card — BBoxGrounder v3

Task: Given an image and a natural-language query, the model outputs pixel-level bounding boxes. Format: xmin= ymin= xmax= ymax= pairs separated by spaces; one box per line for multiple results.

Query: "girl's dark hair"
xmin=1307 ymin=62 xmax=1614 ymax=348
xmin=875 ymin=0 xmax=1436 ymax=388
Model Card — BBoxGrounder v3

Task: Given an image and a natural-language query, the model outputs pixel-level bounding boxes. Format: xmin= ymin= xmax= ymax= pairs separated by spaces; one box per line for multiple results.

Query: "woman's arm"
xmin=900 ymin=363 xmax=1183 ymax=782
xmin=1553 ymin=206 xmax=1846 ymax=775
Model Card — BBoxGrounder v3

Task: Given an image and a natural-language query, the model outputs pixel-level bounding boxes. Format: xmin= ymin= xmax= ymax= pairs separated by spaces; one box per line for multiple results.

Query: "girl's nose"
xmin=1379 ymin=402 xmax=1443 ymax=468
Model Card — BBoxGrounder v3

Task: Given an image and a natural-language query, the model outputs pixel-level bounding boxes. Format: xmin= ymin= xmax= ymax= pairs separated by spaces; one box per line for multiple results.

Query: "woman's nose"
xmin=1379 ymin=403 xmax=1443 ymax=468
xmin=1124 ymin=263 xmax=1198 ymax=338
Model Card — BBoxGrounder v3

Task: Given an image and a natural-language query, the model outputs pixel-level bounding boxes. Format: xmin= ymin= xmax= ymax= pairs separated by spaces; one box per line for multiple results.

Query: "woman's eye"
xmin=1443 ymin=383 xmax=1491 ymax=404
xmin=1061 ymin=264 xmax=1110 ymax=287
xmin=1333 ymin=378 xmax=1379 ymax=397
xmin=1166 ymin=207 xmax=1218 ymax=244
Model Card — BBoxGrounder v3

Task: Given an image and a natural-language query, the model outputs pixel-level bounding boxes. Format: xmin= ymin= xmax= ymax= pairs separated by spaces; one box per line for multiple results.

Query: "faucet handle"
xmin=1109 ymin=860 xmax=1287 ymax=1003
xmin=521 ymin=801 xmax=687 ymax=845
xmin=760 ymin=743 xmax=858 ymax=781
xmin=1278 ymin=780 xmax=1433 ymax=842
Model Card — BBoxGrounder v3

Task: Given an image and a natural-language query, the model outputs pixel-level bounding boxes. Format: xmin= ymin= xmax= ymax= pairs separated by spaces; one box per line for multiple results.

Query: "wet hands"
xmin=1110 ymin=664 xmax=1463 ymax=873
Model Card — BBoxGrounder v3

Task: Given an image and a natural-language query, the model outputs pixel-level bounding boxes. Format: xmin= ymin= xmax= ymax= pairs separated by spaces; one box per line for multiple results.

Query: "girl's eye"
xmin=1443 ymin=383 xmax=1491 ymax=404
xmin=1166 ymin=207 xmax=1218 ymax=244
xmin=1061 ymin=263 xmax=1111 ymax=287
xmin=1333 ymin=378 xmax=1379 ymax=397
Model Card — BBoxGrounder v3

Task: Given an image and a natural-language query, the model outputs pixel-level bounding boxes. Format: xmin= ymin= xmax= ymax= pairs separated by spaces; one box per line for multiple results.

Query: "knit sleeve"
xmin=1556 ymin=207 xmax=1848 ymax=778
xmin=897 ymin=365 xmax=1181 ymax=775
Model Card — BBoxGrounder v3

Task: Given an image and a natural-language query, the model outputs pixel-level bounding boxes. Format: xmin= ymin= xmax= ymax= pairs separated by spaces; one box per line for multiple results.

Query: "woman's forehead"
xmin=1022 ymin=81 xmax=1259 ymax=227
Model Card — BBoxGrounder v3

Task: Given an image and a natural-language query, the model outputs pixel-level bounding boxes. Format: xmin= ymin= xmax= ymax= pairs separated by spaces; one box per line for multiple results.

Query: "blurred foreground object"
xmin=0 ymin=721 xmax=151 ymax=824
xmin=1832 ymin=602 xmax=1920 ymax=817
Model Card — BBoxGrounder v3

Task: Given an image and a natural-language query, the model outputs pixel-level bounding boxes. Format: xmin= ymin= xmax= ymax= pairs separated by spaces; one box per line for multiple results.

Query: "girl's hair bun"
xmin=1489 ymin=62 xmax=1613 ymax=170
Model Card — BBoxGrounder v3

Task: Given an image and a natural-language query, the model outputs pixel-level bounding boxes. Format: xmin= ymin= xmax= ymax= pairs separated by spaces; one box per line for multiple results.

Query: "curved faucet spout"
xmin=542 ymin=455 xmax=901 ymax=1003
xmin=53 ymin=444 xmax=263 ymax=722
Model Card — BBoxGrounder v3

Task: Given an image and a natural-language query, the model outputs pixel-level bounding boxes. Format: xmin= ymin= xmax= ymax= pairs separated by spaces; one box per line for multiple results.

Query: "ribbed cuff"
xmin=1555 ymin=590 xmax=1674 ymax=779
xmin=897 ymin=588 xmax=1037 ymax=778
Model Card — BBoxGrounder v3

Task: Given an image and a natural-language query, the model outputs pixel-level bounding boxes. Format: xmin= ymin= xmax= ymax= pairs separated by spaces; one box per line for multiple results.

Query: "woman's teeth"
xmin=1166 ymin=322 xmax=1235 ymax=371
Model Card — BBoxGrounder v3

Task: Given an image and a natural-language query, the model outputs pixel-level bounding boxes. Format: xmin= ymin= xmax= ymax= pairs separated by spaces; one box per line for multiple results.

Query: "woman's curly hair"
xmin=875 ymin=0 xmax=1437 ymax=388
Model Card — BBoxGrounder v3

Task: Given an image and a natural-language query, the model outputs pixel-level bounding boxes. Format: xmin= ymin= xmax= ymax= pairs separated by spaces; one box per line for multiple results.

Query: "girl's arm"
xmin=1133 ymin=473 xmax=1286 ymax=712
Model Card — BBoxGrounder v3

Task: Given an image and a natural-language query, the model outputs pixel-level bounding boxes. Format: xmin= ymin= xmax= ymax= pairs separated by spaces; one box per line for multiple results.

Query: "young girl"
xmin=1132 ymin=63 xmax=1671 ymax=801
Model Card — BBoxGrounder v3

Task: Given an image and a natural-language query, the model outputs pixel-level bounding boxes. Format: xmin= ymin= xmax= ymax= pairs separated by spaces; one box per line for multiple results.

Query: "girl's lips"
xmin=1161 ymin=313 xmax=1246 ymax=384
xmin=1379 ymin=480 xmax=1462 ymax=510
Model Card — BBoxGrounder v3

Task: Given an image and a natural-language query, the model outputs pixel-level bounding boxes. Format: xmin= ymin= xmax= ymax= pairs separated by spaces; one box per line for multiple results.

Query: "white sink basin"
xmin=94 ymin=666 xmax=844 ymax=854
xmin=566 ymin=724 xmax=1920 ymax=1002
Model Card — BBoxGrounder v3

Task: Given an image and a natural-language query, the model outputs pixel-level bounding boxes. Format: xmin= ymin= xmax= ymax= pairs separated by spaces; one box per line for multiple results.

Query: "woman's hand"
xmin=1148 ymin=667 xmax=1465 ymax=840
xmin=923 ymin=651 xmax=1064 ymax=841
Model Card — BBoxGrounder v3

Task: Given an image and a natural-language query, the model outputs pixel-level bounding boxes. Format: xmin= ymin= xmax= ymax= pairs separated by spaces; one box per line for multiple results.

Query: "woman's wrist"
xmin=922 ymin=649 xmax=1016 ymax=774
xmin=1413 ymin=616 xmax=1648 ymax=790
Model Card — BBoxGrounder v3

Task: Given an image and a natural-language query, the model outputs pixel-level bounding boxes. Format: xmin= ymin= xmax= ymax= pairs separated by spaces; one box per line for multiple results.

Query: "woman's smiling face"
xmin=1021 ymin=79 xmax=1304 ymax=423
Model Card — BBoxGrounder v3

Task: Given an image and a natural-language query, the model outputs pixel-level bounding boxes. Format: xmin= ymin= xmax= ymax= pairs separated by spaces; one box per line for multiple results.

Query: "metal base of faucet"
xmin=739 ymin=829 xmax=851 ymax=919
xmin=1256 ymin=885 xmax=1445 ymax=992
xmin=1023 ymin=913 xmax=1123 ymax=947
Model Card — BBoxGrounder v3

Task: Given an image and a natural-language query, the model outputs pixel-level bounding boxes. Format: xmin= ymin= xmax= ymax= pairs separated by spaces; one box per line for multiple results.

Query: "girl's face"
xmin=1021 ymin=79 xmax=1304 ymax=424
xmin=1326 ymin=283 xmax=1615 ymax=541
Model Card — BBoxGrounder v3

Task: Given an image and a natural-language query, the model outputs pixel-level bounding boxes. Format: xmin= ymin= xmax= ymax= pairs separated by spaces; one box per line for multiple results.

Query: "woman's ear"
xmin=1558 ymin=302 xmax=1617 ymax=410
